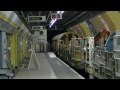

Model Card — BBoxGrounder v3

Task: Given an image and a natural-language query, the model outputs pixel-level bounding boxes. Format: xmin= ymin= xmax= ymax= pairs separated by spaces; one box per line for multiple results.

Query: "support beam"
xmin=59 ymin=11 xmax=78 ymax=26
xmin=46 ymin=11 xmax=51 ymax=23
xmin=21 ymin=11 xmax=31 ymax=31
xmin=63 ymin=11 xmax=87 ymax=27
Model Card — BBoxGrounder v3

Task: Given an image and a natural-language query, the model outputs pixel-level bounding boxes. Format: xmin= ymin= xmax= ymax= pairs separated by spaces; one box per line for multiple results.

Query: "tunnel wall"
xmin=0 ymin=11 xmax=31 ymax=69
xmin=68 ymin=11 xmax=120 ymax=38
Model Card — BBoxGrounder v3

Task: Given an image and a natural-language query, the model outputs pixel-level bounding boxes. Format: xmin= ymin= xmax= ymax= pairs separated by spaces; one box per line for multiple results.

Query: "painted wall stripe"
xmin=98 ymin=15 xmax=110 ymax=32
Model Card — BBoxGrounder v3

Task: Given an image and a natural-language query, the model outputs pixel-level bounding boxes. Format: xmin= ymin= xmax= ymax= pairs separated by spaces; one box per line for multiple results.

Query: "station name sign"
xmin=32 ymin=26 xmax=45 ymax=30
xmin=28 ymin=16 xmax=46 ymax=22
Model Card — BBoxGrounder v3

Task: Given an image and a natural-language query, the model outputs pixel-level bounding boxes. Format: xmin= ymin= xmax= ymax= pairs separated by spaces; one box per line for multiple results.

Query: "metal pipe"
xmin=46 ymin=11 xmax=51 ymax=23
xmin=63 ymin=11 xmax=87 ymax=27
xmin=58 ymin=11 xmax=87 ymax=30
xmin=39 ymin=11 xmax=41 ymax=15
xmin=59 ymin=11 xmax=78 ymax=26
xmin=38 ymin=11 xmax=41 ymax=25
xmin=29 ymin=11 xmax=36 ymax=26
xmin=21 ymin=11 xmax=31 ymax=31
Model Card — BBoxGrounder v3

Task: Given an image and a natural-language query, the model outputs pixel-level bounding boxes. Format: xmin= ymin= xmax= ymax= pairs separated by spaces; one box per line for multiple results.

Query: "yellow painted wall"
xmin=11 ymin=28 xmax=20 ymax=68
xmin=94 ymin=17 xmax=105 ymax=31
xmin=106 ymin=11 xmax=120 ymax=31
xmin=89 ymin=17 xmax=100 ymax=33
xmin=21 ymin=33 xmax=27 ymax=60
xmin=77 ymin=24 xmax=85 ymax=37
xmin=71 ymin=25 xmax=83 ymax=38
xmin=79 ymin=23 xmax=92 ymax=37
xmin=75 ymin=25 xmax=84 ymax=38
xmin=0 ymin=12 xmax=17 ymax=28
xmin=69 ymin=11 xmax=120 ymax=38
xmin=15 ymin=29 xmax=20 ymax=67
xmin=101 ymin=13 xmax=116 ymax=33
xmin=11 ymin=34 xmax=16 ymax=68
xmin=0 ymin=12 xmax=8 ymax=22
xmin=0 ymin=12 xmax=30 ymax=70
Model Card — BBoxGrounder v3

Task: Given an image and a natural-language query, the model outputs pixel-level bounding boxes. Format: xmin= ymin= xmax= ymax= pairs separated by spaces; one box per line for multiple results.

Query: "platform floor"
xmin=14 ymin=52 xmax=84 ymax=79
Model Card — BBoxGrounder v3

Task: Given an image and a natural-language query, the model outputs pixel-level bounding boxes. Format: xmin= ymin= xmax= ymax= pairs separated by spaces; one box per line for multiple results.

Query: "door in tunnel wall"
xmin=17 ymin=31 xmax=23 ymax=66
xmin=6 ymin=34 xmax=12 ymax=69
xmin=0 ymin=31 xmax=2 ymax=68
xmin=0 ymin=31 xmax=8 ymax=69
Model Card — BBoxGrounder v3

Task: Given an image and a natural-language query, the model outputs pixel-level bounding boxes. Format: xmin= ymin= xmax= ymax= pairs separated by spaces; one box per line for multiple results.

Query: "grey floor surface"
xmin=14 ymin=52 xmax=84 ymax=79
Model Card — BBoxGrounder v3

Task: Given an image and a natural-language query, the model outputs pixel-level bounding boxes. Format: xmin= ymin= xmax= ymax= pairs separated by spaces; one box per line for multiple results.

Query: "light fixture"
xmin=49 ymin=11 xmax=65 ymax=28
xmin=61 ymin=11 xmax=65 ymax=14
xmin=49 ymin=19 xmax=57 ymax=28
xmin=57 ymin=11 xmax=61 ymax=13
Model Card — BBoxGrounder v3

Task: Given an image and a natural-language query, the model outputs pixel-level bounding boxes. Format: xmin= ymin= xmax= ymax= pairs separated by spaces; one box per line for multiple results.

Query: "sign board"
xmin=28 ymin=16 xmax=46 ymax=22
xmin=51 ymin=13 xmax=62 ymax=20
xmin=32 ymin=26 xmax=45 ymax=30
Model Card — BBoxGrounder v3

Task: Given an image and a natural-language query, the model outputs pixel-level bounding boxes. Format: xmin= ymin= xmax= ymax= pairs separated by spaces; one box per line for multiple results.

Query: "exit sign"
xmin=28 ymin=16 xmax=46 ymax=22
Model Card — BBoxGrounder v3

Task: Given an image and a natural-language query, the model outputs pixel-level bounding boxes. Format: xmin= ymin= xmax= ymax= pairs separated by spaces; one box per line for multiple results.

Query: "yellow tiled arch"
xmin=79 ymin=23 xmax=92 ymax=37
xmin=89 ymin=18 xmax=100 ymax=34
xmin=101 ymin=12 xmax=116 ymax=33
xmin=105 ymin=11 xmax=120 ymax=31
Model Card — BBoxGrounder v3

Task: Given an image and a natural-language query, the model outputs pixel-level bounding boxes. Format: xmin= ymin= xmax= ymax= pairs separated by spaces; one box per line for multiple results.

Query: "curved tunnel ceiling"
xmin=68 ymin=11 xmax=120 ymax=39
xmin=15 ymin=11 xmax=104 ymax=34
xmin=15 ymin=11 xmax=120 ymax=39
xmin=11 ymin=11 xmax=120 ymax=47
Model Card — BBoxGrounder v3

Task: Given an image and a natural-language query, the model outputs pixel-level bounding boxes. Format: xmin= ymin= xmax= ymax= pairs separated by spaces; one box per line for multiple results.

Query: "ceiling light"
xmin=49 ymin=19 xmax=57 ymax=28
xmin=57 ymin=11 xmax=61 ymax=13
xmin=61 ymin=11 xmax=65 ymax=14
xmin=49 ymin=11 xmax=65 ymax=28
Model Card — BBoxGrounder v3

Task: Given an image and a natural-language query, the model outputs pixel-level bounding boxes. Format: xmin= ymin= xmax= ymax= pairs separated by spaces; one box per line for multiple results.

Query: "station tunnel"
xmin=0 ymin=11 xmax=120 ymax=79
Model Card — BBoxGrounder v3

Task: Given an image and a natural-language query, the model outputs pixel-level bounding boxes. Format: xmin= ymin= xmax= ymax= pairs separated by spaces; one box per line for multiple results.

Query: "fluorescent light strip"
xmin=61 ymin=11 xmax=65 ymax=14
xmin=49 ymin=11 xmax=65 ymax=28
xmin=49 ymin=19 xmax=57 ymax=28
xmin=57 ymin=11 xmax=61 ymax=13
xmin=50 ymin=19 xmax=57 ymax=28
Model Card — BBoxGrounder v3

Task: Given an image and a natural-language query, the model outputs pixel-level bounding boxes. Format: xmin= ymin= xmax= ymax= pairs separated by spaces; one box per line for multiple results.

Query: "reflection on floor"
xmin=14 ymin=52 xmax=84 ymax=79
